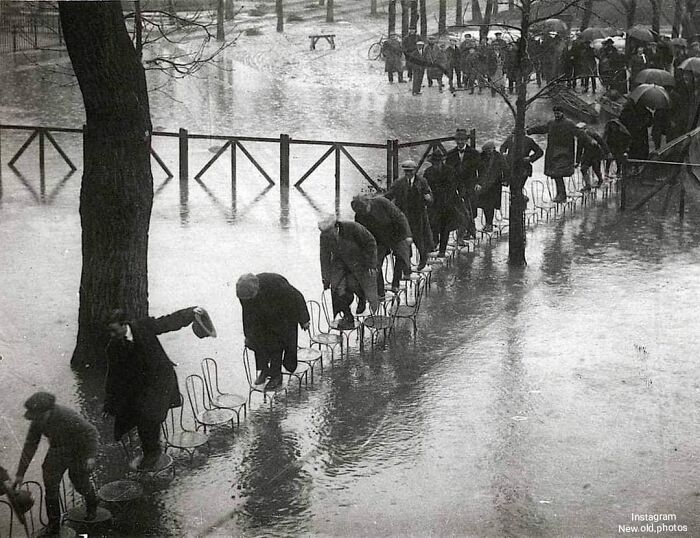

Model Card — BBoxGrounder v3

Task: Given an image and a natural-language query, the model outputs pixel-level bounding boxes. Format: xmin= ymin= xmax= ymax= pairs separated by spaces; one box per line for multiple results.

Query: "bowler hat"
xmin=193 ymin=308 xmax=217 ymax=339
xmin=24 ymin=392 xmax=55 ymax=418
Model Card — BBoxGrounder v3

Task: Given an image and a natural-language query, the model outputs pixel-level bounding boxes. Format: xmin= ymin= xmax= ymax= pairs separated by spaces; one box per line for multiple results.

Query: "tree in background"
xmin=327 ymin=0 xmax=334 ymax=23
xmin=420 ymin=0 xmax=427 ymax=36
xmin=439 ymin=0 xmax=447 ymax=34
xmin=277 ymin=0 xmax=284 ymax=31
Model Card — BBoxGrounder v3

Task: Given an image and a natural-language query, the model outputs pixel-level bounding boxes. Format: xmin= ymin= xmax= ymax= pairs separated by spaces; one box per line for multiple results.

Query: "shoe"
xmin=437 ymin=251 xmax=446 ymax=258
xmin=580 ymin=185 xmax=591 ymax=193
xmin=137 ymin=451 xmax=161 ymax=471
xmin=483 ymin=224 xmax=493 ymax=232
xmin=416 ymin=261 xmax=427 ymax=271
xmin=523 ymin=194 xmax=530 ymax=204
xmin=390 ymin=285 xmax=400 ymax=294
xmin=356 ymin=299 xmax=367 ymax=315
xmin=594 ymin=181 xmax=603 ymax=188
xmin=254 ymin=372 xmax=268 ymax=385
xmin=265 ymin=376 xmax=283 ymax=391
xmin=553 ymin=194 xmax=567 ymax=203
xmin=337 ymin=316 xmax=356 ymax=330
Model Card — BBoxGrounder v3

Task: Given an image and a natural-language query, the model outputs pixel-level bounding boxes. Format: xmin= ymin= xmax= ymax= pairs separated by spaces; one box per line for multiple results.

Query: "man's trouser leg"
xmin=438 ymin=216 xmax=449 ymax=253
xmin=392 ymin=255 xmax=407 ymax=289
xmin=388 ymin=71 xmax=394 ymax=82
xmin=68 ymin=457 xmax=97 ymax=515
xmin=554 ymin=176 xmax=566 ymax=198
xmin=138 ymin=419 xmax=163 ymax=461
xmin=43 ymin=450 xmax=70 ymax=531
xmin=268 ymin=349 xmax=284 ymax=378
xmin=331 ymin=287 xmax=354 ymax=319
xmin=484 ymin=207 xmax=495 ymax=226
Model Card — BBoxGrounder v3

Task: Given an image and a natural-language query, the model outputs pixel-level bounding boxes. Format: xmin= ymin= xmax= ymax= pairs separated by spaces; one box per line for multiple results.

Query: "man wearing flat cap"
xmin=445 ymin=128 xmax=481 ymax=238
xmin=424 ymin=147 xmax=465 ymax=255
xmin=104 ymin=305 xmax=212 ymax=470
xmin=384 ymin=159 xmax=434 ymax=274
xmin=351 ymin=194 xmax=413 ymax=297
xmin=527 ymin=107 xmax=594 ymax=203
xmin=318 ymin=215 xmax=379 ymax=329
xmin=14 ymin=392 xmax=99 ymax=535
xmin=237 ymin=273 xmax=310 ymax=391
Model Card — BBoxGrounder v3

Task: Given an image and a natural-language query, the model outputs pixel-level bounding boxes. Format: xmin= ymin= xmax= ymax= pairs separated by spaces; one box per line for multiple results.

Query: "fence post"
xmin=39 ymin=128 xmax=45 ymax=174
xmin=179 ymin=128 xmax=188 ymax=183
xmin=335 ymin=144 xmax=341 ymax=198
xmin=230 ymin=139 xmax=237 ymax=193
xmin=470 ymin=128 xmax=476 ymax=149
xmin=619 ymin=153 xmax=627 ymax=211
xmin=679 ymin=183 xmax=686 ymax=222
xmin=280 ymin=133 xmax=290 ymax=189
xmin=386 ymin=139 xmax=393 ymax=188
xmin=392 ymin=138 xmax=399 ymax=181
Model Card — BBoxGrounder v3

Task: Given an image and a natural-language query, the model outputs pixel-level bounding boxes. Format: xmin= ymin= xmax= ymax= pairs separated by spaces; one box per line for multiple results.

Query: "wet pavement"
xmin=2 ymin=22 xmax=700 ymax=538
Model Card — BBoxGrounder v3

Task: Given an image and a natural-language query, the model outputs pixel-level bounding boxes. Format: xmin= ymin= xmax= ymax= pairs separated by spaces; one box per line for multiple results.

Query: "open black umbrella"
xmin=542 ymin=18 xmax=568 ymax=34
xmin=634 ymin=68 xmax=676 ymax=87
xmin=628 ymin=84 xmax=671 ymax=110
xmin=579 ymin=27 xmax=608 ymax=41
xmin=679 ymin=57 xmax=700 ymax=75
xmin=627 ymin=26 xmax=655 ymax=42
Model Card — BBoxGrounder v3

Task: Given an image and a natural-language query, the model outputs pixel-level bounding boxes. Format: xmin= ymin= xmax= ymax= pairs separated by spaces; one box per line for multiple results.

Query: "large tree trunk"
xmin=673 ymin=0 xmax=683 ymax=37
xmin=682 ymin=0 xmax=698 ymax=39
xmin=649 ymin=0 xmax=660 ymax=35
xmin=455 ymin=0 xmax=463 ymax=25
xmin=371 ymin=0 xmax=378 ymax=16
xmin=277 ymin=0 xmax=284 ymax=32
xmin=217 ymin=0 xmax=225 ymax=41
xmin=135 ymin=0 xmax=142 ymax=59
xmin=225 ymin=0 xmax=235 ymax=20
xmin=401 ymin=0 xmax=409 ymax=35
xmin=59 ymin=1 xmax=153 ymax=368
xmin=326 ymin=0 xmax=334 ymax=23
xmin=410 ymin=0 xmax=418 ymax=30
xmin=472 ymin=0 xmax=482 ymax=23
xmin=623 ymin=0 xmax=637 ymax=28
xmin=389 ymin=0 xmax=397 ymax=34
xmin=439 ymin=0 xmax=446 ymax=34
xmin=580 ymin=0 xmax=594 ymax=31
xmin=480 ymin=0 xmax=493 ymax=41
xmin=419 ymin=0 xmax=427 ymax=37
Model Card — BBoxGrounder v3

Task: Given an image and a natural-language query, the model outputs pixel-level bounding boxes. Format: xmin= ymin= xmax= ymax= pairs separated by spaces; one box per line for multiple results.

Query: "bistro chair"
xmin=393 ymin=273 xmax=427 ymax=335
xmin=60 ymin=476 xmax=112 ymax=532
xmin=185 ymin=374 xmax=236 ymax=434
xmin=201 ymin=357 xmax=247 ymax=426
xmin=306 ymin=299 xmax=342 ymax=362
xmin=242 ymin=346 xmax=287 ymax=408
xmin=530 ymin=179 xmax=556 ymax=221
xmin=19 ymin=480 xmax=46 ymax=535
xmin=360 ymin=293 xmax=399 ymax=354
xmin=321 ymin=289 xmax=363 ymax=351
xmin=297 ymin=346 xmax=323 ymax=382
xmin=161 ymin=395 xmax=210 ymax=463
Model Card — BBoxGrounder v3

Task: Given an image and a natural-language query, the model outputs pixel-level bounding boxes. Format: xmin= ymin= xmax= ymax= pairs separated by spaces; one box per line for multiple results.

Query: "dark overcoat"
xmin=352 ymin=196 xmax=412 ymax=269
xmin=105 ymin=308 xmax=197 ymax=440
xmin=528 ymin=118 xmax=591 ymax=177
xmin=383 ymin=37 xmax=404 ymax=73
xmin=424 ymin=163 xmax=467 ymax=233
xmin=320 ymin=221 xmax=378 ymax=314
xmin=424 ymin=44 xmax=447 ymax=79
xmin=477 ymin=151 xmax=508 ymax=210
xmin=384 ymin=175 xmax=434 ymax=256
xmin=240 ymin=273 xmax=309 ymax=374
xmin=500 ymin=134 xmax=544 ymax=179
xmin=445 ymin=146 xmax=481 ymax=211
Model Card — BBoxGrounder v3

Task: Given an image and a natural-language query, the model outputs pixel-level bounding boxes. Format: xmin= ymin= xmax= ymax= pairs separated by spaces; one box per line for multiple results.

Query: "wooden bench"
xmin=309 ymin=34 xmax=336 ymax=50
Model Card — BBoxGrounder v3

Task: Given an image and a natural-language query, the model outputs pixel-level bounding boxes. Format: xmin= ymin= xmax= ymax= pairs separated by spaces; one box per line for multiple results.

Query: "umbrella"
xmin=627 ymin=26 xmax=655 ymax=42
xmin=542 ymin=18 xmax=568 ymax=34
xmin=602 ymin=27 xmax=624 ymax=37
xmin=670 ymin=37 xmax=688 ymax=47
xmin=628 ymin=84 xmax=671 ymax=110
xmin=579 ymin=27 xmax=608 ymax=41
xmin=679 ymin=57 xmax=700 ymax=74
xmin=634 ymin=68 xmax=676 ymax=87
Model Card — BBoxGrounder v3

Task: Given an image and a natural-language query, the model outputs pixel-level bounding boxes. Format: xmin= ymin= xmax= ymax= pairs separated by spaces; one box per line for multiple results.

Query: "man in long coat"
xmin=382 ymin=33 xmax=404 ymax=83
xmin=424 ymin=37 xmax=447 ymax=92
xmin=527 ymin=106 xmax=595 ymax=202
xmin=424 ymin=148 xmax=465 ymax=255
xmin=618 ymin=99 xmax=653 ymax=160
xmin=576 ymin=123 xmax=610 ymax=189
xmin=445 ymin=128 xmax=481 ymax=237
xmin=15 ymin=392 xmax=98 ymax=534
xmin=477 ymin=140 xmax=509 ymax=232
xmin=319 ymin=215 xmax=378 ymax=329
xmin=237 ymin=273 xmax=310 ymax=391
xmin=384 ymin=159 xmax=434 ymax=272
xmin=105 ymin=306 xmax=209 ymax=469
xmin=352 ymin=194 xmax=413 ymax=296
xmin=500 ymin=130 xmax=544 ymax=203
xmin=402 ymin=28 xmax=419 ymax=80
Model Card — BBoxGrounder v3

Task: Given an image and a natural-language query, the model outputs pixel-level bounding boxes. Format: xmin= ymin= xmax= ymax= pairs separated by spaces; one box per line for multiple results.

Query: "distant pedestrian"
xmin=424 ymin=37 xmax=447 ymax=92
xmin=411 ymin=40 xmax=426 ymax=95
xmin=237 ymin=273 xmax=310 ymax=391
xmin=402 ymin=28 xmax=419 ymax=80
xmin=384 ymin=159 xmax=434 ymax=272
xmin=446 ymin=39 xmax=462 ymax=91
xmin=104 ymin=306 xmax=212 ymax=470
xmin=629 ymin=47 xmax=648 ymax=85
xmin=14 ymin=392 xmax=98 ymax=536
xmin=461 ymin=47 xmax=479 ymax=93
xmin=382 ymin=33 xmax=405 ymax=83
xmin=527 ymin=106 xmax=595 ymax=202
xmin=618 ymin=99 xmax=652 ymax=160
xmin=603 ymin=118 xmax=631 ymax=177
xmin=318 ymin=215 xmax=378 ymax=329
xmin=352 ymin=194 xmax=413 ymax=296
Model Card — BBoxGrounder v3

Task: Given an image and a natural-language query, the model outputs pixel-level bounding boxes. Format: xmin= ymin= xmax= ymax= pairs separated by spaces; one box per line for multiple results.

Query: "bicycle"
xmin=368 ymin=35 xmax=387 ymax=60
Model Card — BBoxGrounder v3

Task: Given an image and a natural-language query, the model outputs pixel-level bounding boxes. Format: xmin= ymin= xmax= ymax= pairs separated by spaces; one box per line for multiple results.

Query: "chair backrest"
xmin=20 ymin=480 xmax=46 ymax=533
xmin=201 ymin=357 xmax=222 ymax=401
xmin=305 ymin=299 xmax=325 ymax=337
xmin=530 ymin=179 xmax=547 ymax=205
xmin=0 ymin=499 xmax=15 ymax=537
xmin=545 ymin=176 xmax=556 ymax=199
xmin=320 ymin=289 xmax=335 ymax=326
xmin=382 ymin=254 xmax=394 ymax=287
xmin=59 ymin=474 xmax=78 ymax=514
xmin=185 ymin=374 xmax=209 ymax=418
xmin=500 ymin=189 xmax=510 ymax=219
xmin=242 ymin=347 xmax=256 ymax=388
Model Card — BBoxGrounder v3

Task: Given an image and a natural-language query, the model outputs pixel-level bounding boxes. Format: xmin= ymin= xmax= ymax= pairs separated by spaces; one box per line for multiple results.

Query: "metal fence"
xmin=0 ymin=3 xmax=63 ymax=54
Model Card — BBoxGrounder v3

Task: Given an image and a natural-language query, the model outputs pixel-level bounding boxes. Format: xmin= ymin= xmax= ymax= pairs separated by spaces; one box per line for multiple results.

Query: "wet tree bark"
xmin=439 ymin=0 xmax=446 ymax=34
xmin=410 ymin=0 xmax=418 ymax=30
xmin=455 ymin=0 xmax=463 ymax=25
xmin=371 ymin=0 xmax=378 ymax=16
xmin=472 ymin=0 xmax=482 ymax=23
xmin=621 ymin=0 xmax=637 ymax=28
xmin=59 ymin=2 xmax=153 ymax=368
xmin=480 ymin=0 xmax=493 ymax=41
xmin=217 ymin=0 xmax=225 ymax=41
xmin=682 ymin=0 xmax=697 ymax=40
xmin=225 ymin=0 xmax=235 ymax=20
xmin=672 ymin=0 xmax=683 ymax=37
xmin=580 ymin=0 xmax=594 ymax=31
xmin=326 ymin=0 xmax=334 ymax=23
xmin=649 ymin=0 xmax=660 ymax=35
xmin=389 ymin=0 xmax=397 ymax=34
xmin=419 ymin=0 xmax=427 ymax=37
xmin=277 ymin=0 xmax=284 ymax=32
xmin=401 ymin=0 xmax=409 ymax=35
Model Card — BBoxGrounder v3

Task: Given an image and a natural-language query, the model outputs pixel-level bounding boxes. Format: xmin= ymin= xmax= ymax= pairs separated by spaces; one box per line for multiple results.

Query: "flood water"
xmin=1 ymin=39 xmax=700 ymax=538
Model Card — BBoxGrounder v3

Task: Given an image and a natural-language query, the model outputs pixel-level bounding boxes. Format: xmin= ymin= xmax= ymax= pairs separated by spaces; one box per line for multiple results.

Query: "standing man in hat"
xmin=104 ymin=306 xmax=211 ymax=470
xmin=402 ymin=28 xmax=419 ymax=81
xmin=477 ymin=140 xmax=509 ymax=232
xmin=237 ymin=273 xmax=310 ymax=391
xmin=445 ymin=128 xmax=481 ymax=238
xmin=424 ymin=147 xmax=464 ymax=256
xmin=382 ymin=33 xmax=405 ymax=83
xmin=14 ymin=392 xmax=99 ymax=536
xmin=424 ymin=36 xmax=447 ymax=92
xmin=500 ymin=129 xmax=544 ymax=203
xmin=351 ymin=194 xmax=413 ymax=297
xmin=411 ymin=40 xmax=426 ymax=95
xmin=576 ymin=123 xmax=609 ymax=190
xmin=384 ymin=159 xmax=434 ymax=273
xmin=318 ymin=215 xmax=379 ymax=329
xmin=527 ymin=107 xmax=594 ymax=203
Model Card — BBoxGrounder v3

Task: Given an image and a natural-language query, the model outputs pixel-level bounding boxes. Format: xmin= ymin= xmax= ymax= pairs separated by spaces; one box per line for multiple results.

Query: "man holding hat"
xmin=237 ymin=273 xmax=310 ymax=391
xmin=14 ymin=392 xmax=98 ymax=535
xmin=104 ymin=306 xmax=212 ymax=470
xmin=382 ymin=33 xmax=405 ymax=83
xmin=445 ymin=128 xmax=481 ymax=238
xmin=424 ymin=147 xmax=464 ymax=255
xmin=384 ymin=159 xmax=434 ymax=272
xmin=351 ymin=194 xmax=413 ymax=296
xmin=318 ymin=215 xmax=379 ymax=329
xmin=527 ymin=107 xmax=594 ymax=203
